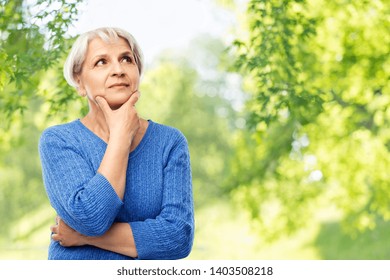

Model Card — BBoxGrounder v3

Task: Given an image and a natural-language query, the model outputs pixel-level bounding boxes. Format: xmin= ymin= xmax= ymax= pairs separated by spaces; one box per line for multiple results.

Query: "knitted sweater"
xmin=39 ymin=119 xmax=194 ymax=260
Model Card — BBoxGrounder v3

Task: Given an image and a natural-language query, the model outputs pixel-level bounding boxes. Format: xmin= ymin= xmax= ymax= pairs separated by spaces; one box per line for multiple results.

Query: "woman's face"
xmin=77 ymin=37 xmax=140 ymax=109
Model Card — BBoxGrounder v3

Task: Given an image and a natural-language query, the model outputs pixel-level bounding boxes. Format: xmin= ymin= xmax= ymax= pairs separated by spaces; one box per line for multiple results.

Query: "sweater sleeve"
xmin=130 ymin=135 xmax=194 ymax=260
xmin=39 ymin=129 xmax=123 ymax=236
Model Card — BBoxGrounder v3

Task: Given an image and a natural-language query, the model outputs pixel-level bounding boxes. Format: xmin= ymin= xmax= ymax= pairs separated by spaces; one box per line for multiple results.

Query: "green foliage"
xmin=230 ymin=0 xmax=390 ymax=239
xmin=313 ymin=217 xmax=390 ymax=259
xmin=0 ymin=0 xmax=83 ymax=127
xmin=233 ymin=0 xmax=322 ymax=129
xmin=0 ymin=101 xmax=49 ymax=239
xmin=0 ymin=0 xmax=83 ymax=242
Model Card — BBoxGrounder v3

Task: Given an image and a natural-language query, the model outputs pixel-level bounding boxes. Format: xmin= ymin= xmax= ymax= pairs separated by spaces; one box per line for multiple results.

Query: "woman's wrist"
xmin=84 ymin=235 xmax=96 ymax=246
xmin=108 ymin=131 xmax=133 ymax=151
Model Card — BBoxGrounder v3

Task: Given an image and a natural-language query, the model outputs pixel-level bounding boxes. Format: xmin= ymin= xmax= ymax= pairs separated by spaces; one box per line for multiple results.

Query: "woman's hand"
xmin=94 ymin=91 xmax=140 ymax=199
xmin=50 ymin=216 xmax=86 ymax=247
xmin=95 ymin=91 xmax=140 ymax=147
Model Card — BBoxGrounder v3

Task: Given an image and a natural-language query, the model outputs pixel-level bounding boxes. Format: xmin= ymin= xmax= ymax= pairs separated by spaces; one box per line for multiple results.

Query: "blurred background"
xmin=0 ymin=0 xmax=389 ymax=259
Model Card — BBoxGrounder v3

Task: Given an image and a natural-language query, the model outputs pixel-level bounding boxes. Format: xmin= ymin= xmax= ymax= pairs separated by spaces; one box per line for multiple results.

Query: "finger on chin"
xmin=129 ymin=94 xmax=139 ymax=106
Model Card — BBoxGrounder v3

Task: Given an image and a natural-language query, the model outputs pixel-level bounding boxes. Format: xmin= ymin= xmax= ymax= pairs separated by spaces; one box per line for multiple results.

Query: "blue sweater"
xmin=39 ymin=119 xmax=194 ymax=260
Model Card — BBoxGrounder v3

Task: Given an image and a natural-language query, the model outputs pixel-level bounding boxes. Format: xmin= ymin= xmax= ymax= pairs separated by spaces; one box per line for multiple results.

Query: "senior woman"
xmin=38 ymin=27 xmax=194 ymax=260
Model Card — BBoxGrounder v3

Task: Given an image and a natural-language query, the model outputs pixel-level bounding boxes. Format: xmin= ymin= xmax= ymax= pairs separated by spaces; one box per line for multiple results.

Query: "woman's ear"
xmin=75 ymin=76 xmax=87 ymax=97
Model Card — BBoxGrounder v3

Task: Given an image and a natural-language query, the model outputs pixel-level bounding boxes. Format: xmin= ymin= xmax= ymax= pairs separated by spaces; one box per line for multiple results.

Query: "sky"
xmin=68 ymin=0 xmax=237 ymax=64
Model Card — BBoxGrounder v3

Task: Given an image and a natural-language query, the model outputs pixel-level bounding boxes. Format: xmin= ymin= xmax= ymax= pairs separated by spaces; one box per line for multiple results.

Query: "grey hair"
xmin=63 ymin=27 xmax=144 ymax=88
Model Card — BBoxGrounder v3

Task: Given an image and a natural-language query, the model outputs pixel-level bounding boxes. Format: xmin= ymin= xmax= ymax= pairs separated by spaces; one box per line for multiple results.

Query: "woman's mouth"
xmin=109 ymin=83 xmax=129 ymax=88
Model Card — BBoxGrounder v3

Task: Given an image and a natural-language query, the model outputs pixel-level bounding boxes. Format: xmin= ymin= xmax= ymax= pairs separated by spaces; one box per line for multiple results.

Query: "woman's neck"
xmin=81 ymin=103 xmax=110 ymax=143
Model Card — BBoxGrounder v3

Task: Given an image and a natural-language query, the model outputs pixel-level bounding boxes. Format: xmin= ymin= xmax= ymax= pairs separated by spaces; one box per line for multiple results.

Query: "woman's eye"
xmin=122 ymin=56 xmax=133 ymax=63
xmin=95 ymin=59 xmax=106 ymax=66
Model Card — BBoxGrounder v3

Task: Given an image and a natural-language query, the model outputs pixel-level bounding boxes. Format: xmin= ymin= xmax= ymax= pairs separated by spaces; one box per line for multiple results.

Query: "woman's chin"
xmin=108 ymin=101 xmax=125 ymax=110
xmin=107 ymin=95 xmax=131 ymax=109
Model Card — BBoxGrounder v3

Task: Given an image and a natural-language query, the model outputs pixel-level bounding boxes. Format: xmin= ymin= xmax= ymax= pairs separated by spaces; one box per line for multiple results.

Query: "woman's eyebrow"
xmin=90 ymin=51 xmax=133 ymax=61
xmin=119 ymin=51 xmax=134 ymax=57
xmin=90 ymin=54 xmax=107 ymax=61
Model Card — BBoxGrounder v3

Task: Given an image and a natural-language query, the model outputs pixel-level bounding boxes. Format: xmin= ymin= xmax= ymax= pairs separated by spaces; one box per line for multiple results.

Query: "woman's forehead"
xmin=87 ymin=37 xmax=132 ymax=56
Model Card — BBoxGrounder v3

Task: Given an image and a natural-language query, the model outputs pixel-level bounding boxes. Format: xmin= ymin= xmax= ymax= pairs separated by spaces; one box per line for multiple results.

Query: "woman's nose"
xmin=111 ymin=62 xmax=124 ymax=76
